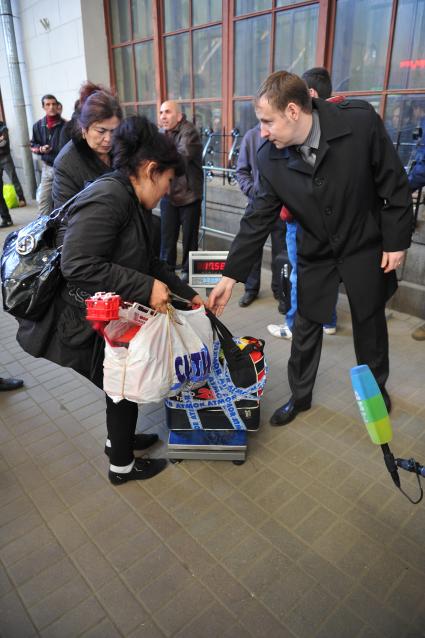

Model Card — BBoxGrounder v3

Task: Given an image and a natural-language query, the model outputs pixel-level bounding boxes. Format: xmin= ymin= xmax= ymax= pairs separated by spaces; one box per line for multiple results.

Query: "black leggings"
xmin=105 ymin=394 xmax=138 ymax=466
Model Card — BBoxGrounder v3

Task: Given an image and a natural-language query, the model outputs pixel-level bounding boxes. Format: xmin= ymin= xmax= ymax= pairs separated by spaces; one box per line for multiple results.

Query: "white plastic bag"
xmin=103 ymin=305 xmax=213 ymax=404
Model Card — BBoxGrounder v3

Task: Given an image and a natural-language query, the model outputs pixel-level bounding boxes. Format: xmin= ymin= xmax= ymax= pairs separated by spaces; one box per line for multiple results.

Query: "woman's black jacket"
xmin=52 ymin=137 xmax=111 ymax=209
xmin=17 ymin=171 xmax=197 ymax=386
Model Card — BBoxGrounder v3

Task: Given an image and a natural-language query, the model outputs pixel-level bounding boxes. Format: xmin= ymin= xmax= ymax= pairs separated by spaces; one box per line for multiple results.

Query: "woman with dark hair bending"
xmin=17 ymin=116 xmax=203 ymax=484
xmin=52 ymin=82 xmax=123 ymax=208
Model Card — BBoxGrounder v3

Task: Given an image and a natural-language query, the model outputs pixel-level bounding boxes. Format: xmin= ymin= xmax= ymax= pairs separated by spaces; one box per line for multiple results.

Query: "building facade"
xmin=0 ymin=0 xmax=424 ymax=315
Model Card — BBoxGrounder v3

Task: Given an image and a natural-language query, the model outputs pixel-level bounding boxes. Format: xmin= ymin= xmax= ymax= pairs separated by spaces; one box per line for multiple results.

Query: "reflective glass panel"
xmin=194 ymin=101 xmax=222 ymax=131
xmin=165 ymin=33 xmax=190 ymax=99
xmin=385 ymin=94 xmax=425 ymax=166
xmin=195 ymin=102 xmax=223 ymax=165
xmin=137 ymin=104 xmax=157 ymax=123
xmin=277 ymin=0 xmax=311 ymax=5
xmin=179 ymin=103 xmax=194 ymax=121
xmin=163 ymin=0 xmax=189 ymax=32
xmin=113 ymin=46 xmax=136 ymax=102
xmin=234 ymin=15 xmax=271 ymax=96
xmin=235 ymin=0 xmax=271 ymax=16
xmin=135 ymin=41 xmax=156 ymax=101
xmin=274 ymin=5 xmax=318 ymax=75
xmin=331 ymin=0 xmax=392 ymax=92
xmin=193 ymin=26 xmax=222 ymax=98
xmin=192 ymin=0 xmax=222 ymax=25
xmin=131 ymin=0 xmax=152 ymax=39
xmin=233 ymin=100 xmax=257 ymax=136
xmin=109 ymin=0 xmax=131 ymax=44
xmin=389 ymin=0 xmax=425 ymax=90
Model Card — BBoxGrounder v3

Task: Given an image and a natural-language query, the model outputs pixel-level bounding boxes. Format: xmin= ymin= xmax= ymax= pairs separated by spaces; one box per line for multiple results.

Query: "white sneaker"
xmin=323 ymin=326 xmax=336 ymax=335
xmin=267 ymin=324 xmax=292 ymax=339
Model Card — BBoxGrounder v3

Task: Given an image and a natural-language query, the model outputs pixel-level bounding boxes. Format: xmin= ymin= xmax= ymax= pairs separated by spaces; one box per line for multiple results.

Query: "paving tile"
xmin=345 ymin=586 xmax=409 ymax=638
xmin=259 ymin=518 xmax=309 ymax=561
xmin=297 ymin=550 xmax=354 ymax=599
xmin=0 ymin=589 xmax=37 ymax=638
xmin=0 ymin=494 xmax=37 ymax=527
xmin=28 ymin=482 xmax=67 ymax=520
xmin=80 ymin=617 xmax=122 ymax=638
xmin=7 ymin=541 xmax=66 ymax=587
xmin=124 ymin=544 xmax=178 ymax=594
xmin=153 ymin=580 xmax=212 ymax=636
xmin=40 ymin=596 xmax=106 ymax=638
xmin=137 ymin=561 xmax=195 ymax=613
xmin=0 ymin=563 xmax=13 ymax=597
xmin=107 ymin=527 xmax=162 ymax=573
xmin=275 ymin=491 xmax=319 ymax=529
xmin=282 ymin=585 xmax=337 ymax=638
xmin=140 ymin=500 xmax=184 ymax=540
xmin=2 ymin=438 xmax=31 ymax=467
xmin=95 ymin=510 xmax=145 ymax=554
xmin=71 ymin=540 xmax=117 ymax=588
xmin=12 ymin=459 xmax=50 ymax=492
xmin=222 ymin=530 xmax=272 ymax=580
xmin=27 ymin=574 xmax=92 ymax=631
xmin=97 ymin=576 xmax=149 ymax=635
xmin=166 ymin=529 xmax=216 ymax=577
xmin=315 ymin=605 xmax=365 ymax=638
xmin=48 ymin=511 xmax=90 ymax=553
xmin=174 ymin=601 xmax=237 ymax=638
xmin=0 ymin=516 xmax=51 ymax=564
xmin=128 ymin=620 xmax=167 ymax=638
xmin=81 ymin=498 xmax=131 ymax=536
xmin=42 ymin=449 xmax=87 ymax=479
xmin=18 ymin=557 xmax=80 ymax=608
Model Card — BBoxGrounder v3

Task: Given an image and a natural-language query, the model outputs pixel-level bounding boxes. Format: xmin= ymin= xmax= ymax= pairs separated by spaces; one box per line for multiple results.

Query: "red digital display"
xmin=193 ymin=260 xmax=226 ymax=274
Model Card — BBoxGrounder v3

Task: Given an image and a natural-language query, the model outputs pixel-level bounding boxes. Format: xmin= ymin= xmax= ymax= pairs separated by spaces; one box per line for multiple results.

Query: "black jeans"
xmin=245 ymin=217 xmax=286 ymax=295
xmin=288 ymin=304 xmax=389 ymax=404
xmin=0 ymin=170 xmax=12 ymax=223
xmin=160 ymin=197 xmax=201 ymax=273
xmin=105 ymin=394 xmax=139 ymax=466
xmin=0 ymin=154 xmax=25 ymax=201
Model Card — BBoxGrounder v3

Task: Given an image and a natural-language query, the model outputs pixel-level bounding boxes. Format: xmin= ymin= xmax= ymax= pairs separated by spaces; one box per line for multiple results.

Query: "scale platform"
xmin=167 ymin=429 xmax=247 ymax=462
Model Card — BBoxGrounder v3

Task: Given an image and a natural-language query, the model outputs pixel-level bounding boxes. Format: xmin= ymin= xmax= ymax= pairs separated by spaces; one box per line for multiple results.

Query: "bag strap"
xmin=205 ymin=308 xmax=242 ymax=359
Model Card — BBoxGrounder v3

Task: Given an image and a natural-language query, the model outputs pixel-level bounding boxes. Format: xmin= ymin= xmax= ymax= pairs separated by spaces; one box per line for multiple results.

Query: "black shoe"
xmin=109 ymin=458 xmax=167 ymax=485
xmin=104 ymin=433 xmax=159 ymax=457
xmin=239 ymin=292 xmax=257 ymax=307
xmin=273 ymin=291 xmax=280 ymax=300
xmin=270 ymin=397 xmax=311 ymax=426
xmin=0 ymin=377 xmax=24 ymax=391
xmin=380 ymin=387 xmax=392 ymax=414
xmin=0 ymin=219 xmax=13 ymax=228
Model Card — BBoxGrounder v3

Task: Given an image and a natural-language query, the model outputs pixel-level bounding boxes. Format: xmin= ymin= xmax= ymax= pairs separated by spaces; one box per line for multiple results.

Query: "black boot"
xmin=109 ymin=458 xmax=167 ymax=485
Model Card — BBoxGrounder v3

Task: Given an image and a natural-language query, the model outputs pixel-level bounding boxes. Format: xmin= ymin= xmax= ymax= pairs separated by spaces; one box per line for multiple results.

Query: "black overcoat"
xmin=17 ymin=172 xmax=197 ymax=386
xmin=223 ymin=99 xmax=413 ymax=323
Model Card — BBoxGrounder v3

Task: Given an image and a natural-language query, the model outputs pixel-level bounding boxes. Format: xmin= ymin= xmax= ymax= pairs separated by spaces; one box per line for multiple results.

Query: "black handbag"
xmin=0 ymin=191 xmax=82 ymax=321
xmin=205 ymin=309 xmax=265 ymax=390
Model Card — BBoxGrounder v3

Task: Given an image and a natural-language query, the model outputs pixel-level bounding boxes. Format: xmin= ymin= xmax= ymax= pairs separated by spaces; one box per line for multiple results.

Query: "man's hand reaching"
xmin=206 ymin=276 xmax=236 ymax=316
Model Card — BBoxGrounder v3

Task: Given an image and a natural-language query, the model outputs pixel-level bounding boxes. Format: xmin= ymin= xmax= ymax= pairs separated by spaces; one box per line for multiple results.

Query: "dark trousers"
xmin=288 ymin=304 xmax=389 ymax=404
xmin=0 ymin=171 xmax=12 ymax=223
xmin=106 ymin=394 xmax=138 ymax=466
xmin=0 ymin=154 xmax=25 ymax=201
xmin=160 ymin=197 xmax=201 ymax=273
xmin=245 ymin=218 xmax=286 ymax=295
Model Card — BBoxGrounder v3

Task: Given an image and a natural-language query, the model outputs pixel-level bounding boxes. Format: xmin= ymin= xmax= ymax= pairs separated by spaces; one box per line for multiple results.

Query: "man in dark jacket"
xmin=208 ymin=71 xmax=412 ymax=426
xmin=0 ymin=121 xmax=26 ymax=227
xmin=30 ymin=94 xmax=65 ymax=215
xmin=159 ymin=101 xmax=203 ymax=281
xmin=235 ymin=123 xmax=286 ymax=308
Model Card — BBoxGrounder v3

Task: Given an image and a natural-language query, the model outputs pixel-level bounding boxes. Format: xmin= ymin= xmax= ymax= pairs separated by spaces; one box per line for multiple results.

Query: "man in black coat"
xmin=208 ymin=71 xmax=413 ymax=426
